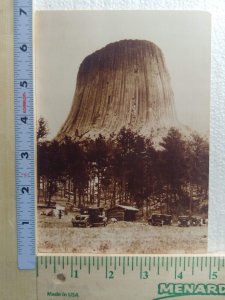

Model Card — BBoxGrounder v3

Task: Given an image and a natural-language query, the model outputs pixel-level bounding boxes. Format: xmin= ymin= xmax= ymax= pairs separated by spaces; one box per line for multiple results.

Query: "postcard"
xmin=35 ymin=11 xmax=210 ymax=254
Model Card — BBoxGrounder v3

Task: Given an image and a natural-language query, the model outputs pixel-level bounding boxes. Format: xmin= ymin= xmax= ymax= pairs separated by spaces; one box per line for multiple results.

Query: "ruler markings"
xmin=14 ymin=0 xmax=35 ymax=269
xmin=37 ymin=255 xmax=225 ymax=288
xmin=54 ymin=257 xmax=56 ymax=273
xmin=45 ymin=257 xmax=47 ymax=269
xmin=209 ymin=257 xmax=212 ymax=279
xmin=71 ymin=257 xmax=73 ymax=278
xmin=114 ymin=256 xmax=117 ymax=270
xmin=88 ymin=257 xmax=91 ymax=274
xmin=80 ymin=257 xmax=82 ymax=270
xmin=192 ymin=257 xmax=195 ymax=275
xmin=183 ymin=256 xmax=186 ymax=272
xmin=97 ymin=257 xmax=99 ymax=270
xmin=175 ymin=257 xmax=177 ymax=279
xmin=218 ymin=256 xmax=221 ymax=271
xmin=105 ymin=257 xmax=108 ymax=278
xmin=123 ymin=257 xmax=125 ymax=275
xmin=166 ymin=257 xmax=168 ymax=271
xmin=157 ymin=257 xmax=160 ymax=275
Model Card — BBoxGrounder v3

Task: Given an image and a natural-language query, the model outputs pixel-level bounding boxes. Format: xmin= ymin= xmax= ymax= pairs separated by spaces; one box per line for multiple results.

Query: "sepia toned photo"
xmin=35 ymin=11 xmax=210 ymax=254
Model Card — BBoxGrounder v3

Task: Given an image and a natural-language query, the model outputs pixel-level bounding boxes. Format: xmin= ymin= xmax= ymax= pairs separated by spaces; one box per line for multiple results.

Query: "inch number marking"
xmin=21 ymin=186 xmax=29 ymax=194
xmin=20 ymin=44 xmax=27 ymax=52
xmin=20 ymin=81 xmax=28 ymax=88
xmin=21 ymin=116 xmax=28 ymax=124
xmin=21 ymin=152 xmax=29 ymax=159
xmin=19 ymin=8 xmax=27 ymax=15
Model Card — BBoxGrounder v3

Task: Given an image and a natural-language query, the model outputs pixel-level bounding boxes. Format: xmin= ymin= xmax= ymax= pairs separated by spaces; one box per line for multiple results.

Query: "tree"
xmin=186 ymin=133 xmax=209 ymax=212
xmin=61 ymin=137 xmax=89 ymax=206
xmin=37 ymin=117 xmax=49 ymax=201
xmin=87 ymin=134 xmax=111 ymax=207
xmin=37 ymin=117 xmax=49 ymax=143
xmin=159 ymin=128 xmax=188 ymax=213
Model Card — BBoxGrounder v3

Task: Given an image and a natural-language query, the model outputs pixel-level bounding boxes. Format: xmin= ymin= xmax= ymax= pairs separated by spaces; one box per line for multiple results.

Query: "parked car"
xmin=177 ymin=216 xmax=190 ymax=227
xmin=161 ymin=214 xmax=172 ymax=225
xmin=148 ymin=214 xmax=172 ymax=226
xmin=72 ymin=215 xmax=90 ymax=227
xmin=72 ymin=207 xmax=107 ymax=227
xmin=148 ymin=214 xmax=163 ymax=226
xmin=190 ymin=216 xmax=202 ymax=226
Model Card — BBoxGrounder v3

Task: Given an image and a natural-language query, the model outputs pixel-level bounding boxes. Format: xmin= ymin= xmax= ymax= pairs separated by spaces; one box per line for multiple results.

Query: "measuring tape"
xmin=14 ymin=0 xmax=35 ymax=269
xmin=37 ymin=256 xmax=225 ymax=300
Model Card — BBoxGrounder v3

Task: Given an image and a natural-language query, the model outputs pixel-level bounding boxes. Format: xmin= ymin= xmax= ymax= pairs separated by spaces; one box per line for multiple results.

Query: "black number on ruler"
xmin=211 ymin=271 xmax=218 ymax=279
xmin=21 ymin=116 xmax=28 ymax=124
xmin=177 ymin=272 xmax=183 ymax=279
xmin=21 ymin=187 xmax=29 ymax=194
xmin=19 ymin=8 xmax=27 ymax=15
xmin=21 ymin=152 xmax=29 ymax=159
xmin=20 ymin=81 xmax=28 ymax=88
xmin=107 ymin=271 xmax=114 ymax=279
xmin=142 ymin=271 xmax=149 ymax=279
xmin=22 ymin=221 xmax=29 ymax=225
xmin=20 ymin=44 xmax=27 ymax=52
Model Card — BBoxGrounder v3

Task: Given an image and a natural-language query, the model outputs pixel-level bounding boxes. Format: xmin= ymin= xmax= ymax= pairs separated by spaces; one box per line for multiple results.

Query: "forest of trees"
xmin=37 ymin=118 xmax=209 ymax=216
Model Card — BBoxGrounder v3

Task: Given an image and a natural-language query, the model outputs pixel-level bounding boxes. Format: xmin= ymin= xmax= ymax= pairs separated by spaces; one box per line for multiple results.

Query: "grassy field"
xmin=37 ymin=211 xmax=207 ymax=254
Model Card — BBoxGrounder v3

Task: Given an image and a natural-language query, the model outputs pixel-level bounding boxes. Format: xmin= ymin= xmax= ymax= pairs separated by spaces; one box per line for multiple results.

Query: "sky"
xmin=35 ymin=11 xmax=211 ymax=139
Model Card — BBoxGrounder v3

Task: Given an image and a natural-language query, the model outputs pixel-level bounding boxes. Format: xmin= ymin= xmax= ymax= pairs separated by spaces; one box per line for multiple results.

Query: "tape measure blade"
xmin=14 ymin=0 xmax=35 ymax=269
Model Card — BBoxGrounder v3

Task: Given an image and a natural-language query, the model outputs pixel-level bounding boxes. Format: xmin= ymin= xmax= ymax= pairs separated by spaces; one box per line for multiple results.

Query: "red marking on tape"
xmin=23 ymin=92 xmax=27 ymax=113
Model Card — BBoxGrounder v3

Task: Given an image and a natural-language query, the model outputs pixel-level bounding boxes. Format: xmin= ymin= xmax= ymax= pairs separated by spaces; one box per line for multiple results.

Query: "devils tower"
xmin=57 ymin=39 xmax=178 ymax=140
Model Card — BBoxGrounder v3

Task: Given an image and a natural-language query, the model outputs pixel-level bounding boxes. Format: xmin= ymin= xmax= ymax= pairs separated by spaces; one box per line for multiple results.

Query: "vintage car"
xmin=161 ymin=214 xmax=172 ymax=225
xmin=71 ymin=207 xmax=107 ymax=227
xmin=72 ymin=215 xmax=90 ymax=227
xmin=148 ymin=214 xmax=172 ymax=226
xmin=177 ymin=216 xmax=190 ymax=227
xmin=190 ymin=216 xmax=202 ymax=226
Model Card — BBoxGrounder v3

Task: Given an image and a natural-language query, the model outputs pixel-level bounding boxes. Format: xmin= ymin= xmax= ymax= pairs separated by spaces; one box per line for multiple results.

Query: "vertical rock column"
xmin=57 ymin=39 xmax=178 ymax=140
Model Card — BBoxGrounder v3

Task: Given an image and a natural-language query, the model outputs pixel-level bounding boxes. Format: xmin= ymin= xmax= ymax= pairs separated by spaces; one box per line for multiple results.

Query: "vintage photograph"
xmin=35 ymin=11 xmax=210 ymax=254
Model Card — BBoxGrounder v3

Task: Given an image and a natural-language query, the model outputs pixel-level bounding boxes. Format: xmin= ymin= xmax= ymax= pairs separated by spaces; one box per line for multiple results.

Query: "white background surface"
xmin=34 ymin=0 xmax=225 ymax=253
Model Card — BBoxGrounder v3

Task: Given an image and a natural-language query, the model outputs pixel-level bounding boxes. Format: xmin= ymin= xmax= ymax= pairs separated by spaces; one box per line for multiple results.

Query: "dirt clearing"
xmin=37 ymin=211 xmax=207 ymax=254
